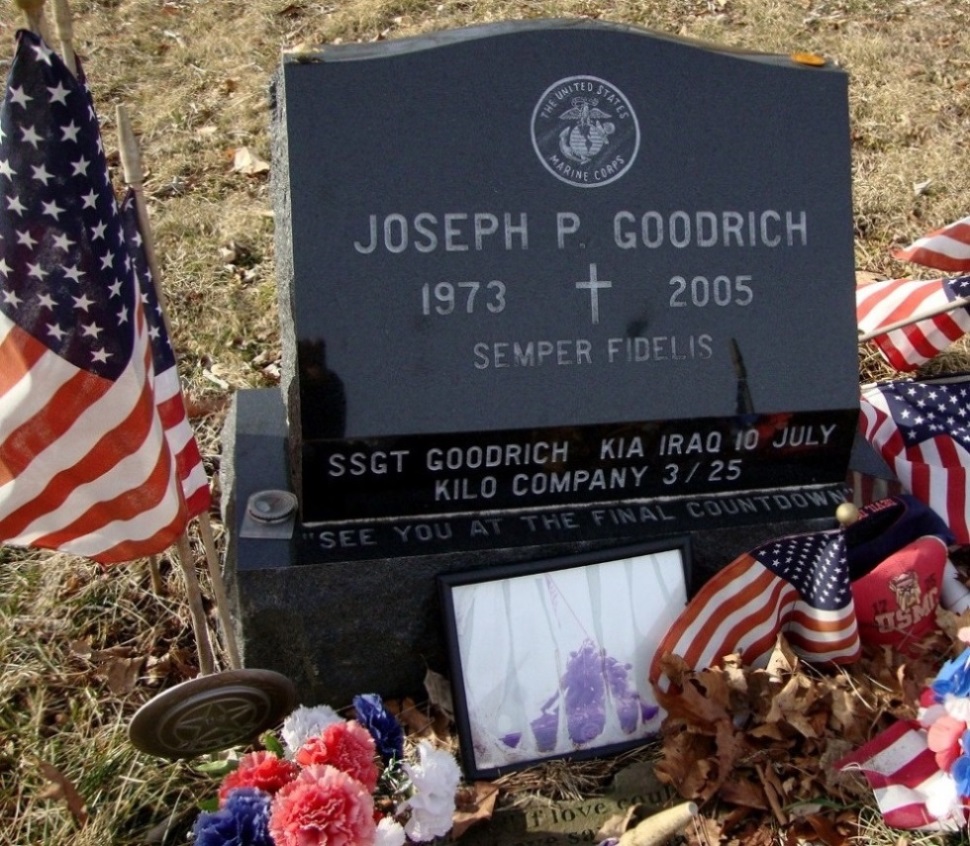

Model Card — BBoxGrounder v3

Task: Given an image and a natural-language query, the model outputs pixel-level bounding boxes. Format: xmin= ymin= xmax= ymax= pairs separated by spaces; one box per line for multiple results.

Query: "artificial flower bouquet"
xmin=193 ymin=694 xmax=462 ymax=846
xmin=838 ymin=627 xmax=970 ymax=831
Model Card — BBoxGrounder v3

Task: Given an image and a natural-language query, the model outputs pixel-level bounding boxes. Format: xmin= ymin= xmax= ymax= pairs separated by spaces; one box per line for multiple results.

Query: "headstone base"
xmin=222 ymin=388 xmax=845 ymax=706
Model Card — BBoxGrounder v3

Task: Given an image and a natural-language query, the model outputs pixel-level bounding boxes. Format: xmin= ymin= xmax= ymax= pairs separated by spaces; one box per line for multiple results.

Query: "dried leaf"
xmin=717 ymin=777 xmax=769 ymax=810
xmin=101 ymin=654 xmax=145 ymax=695
xmin=684 ymin=813 xmax=723 ymax=846
xmin=36 ymin=761 xmax=88 ymax=825
xmin=424 ymin=668 xmax=454 ymax=722
xmin=231 ymin=146 xmax=270 ymax=175
xmin=451 ymin=781 xmax=498 ymax=838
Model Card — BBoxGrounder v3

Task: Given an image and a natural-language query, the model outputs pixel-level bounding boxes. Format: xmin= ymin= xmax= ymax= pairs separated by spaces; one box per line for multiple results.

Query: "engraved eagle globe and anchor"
xmin=558 ymin=96 xmax=616 ymax=164
xmin=531 ymin=75 xmax=639 ymax=187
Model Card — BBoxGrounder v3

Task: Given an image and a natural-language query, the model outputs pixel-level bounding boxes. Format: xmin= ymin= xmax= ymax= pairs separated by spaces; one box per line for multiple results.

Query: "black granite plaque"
xmin=273 ymin=19 xmax=858 ymax=528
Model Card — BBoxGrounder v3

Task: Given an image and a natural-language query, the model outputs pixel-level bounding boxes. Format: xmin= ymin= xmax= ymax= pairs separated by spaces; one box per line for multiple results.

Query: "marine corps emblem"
xmin=531 ymin=75 xmax=639 ymax=188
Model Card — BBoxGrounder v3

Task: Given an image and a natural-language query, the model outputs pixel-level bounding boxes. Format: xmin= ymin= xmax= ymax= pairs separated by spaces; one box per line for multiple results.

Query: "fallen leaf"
xmin=231 ymin=146 xmax=270 ymax=175
xmin=913 ymin=178 xmax=933 ymax=196
xmin=451 ymin=781 xmax=499 ymax=838
xmin=36 ymin=761 xmax=88 ymax=826
xmin=424 ymin=668 xmax=454 ymax=722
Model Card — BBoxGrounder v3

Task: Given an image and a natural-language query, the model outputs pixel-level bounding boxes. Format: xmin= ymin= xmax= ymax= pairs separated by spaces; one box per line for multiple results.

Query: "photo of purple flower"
xmin=443 ymin=542 xmax=689 ymax=776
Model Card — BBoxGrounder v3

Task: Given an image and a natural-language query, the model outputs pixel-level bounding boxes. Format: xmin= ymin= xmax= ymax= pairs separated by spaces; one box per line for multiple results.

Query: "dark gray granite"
xmin=222 ymin=388 xmax=837 ymax=706
xmin=271 ymin=20 xmax=858 ymax=524
xmin=224 ymin=20 xmax=861 ymax=707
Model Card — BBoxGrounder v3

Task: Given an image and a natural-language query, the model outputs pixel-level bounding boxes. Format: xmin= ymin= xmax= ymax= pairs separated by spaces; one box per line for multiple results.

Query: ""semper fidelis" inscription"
xmin=273 ymin=20 xmax=860 ymax=531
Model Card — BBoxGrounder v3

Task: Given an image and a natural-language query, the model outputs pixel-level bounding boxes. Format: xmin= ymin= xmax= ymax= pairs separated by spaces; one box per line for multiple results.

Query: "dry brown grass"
xmin=2 ymin=0 xmax=970 ymax=843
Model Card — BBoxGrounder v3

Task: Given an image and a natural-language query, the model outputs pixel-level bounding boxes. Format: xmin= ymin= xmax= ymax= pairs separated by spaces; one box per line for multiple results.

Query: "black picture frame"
xmin=438 ymin=537 xmax=691 ymax=780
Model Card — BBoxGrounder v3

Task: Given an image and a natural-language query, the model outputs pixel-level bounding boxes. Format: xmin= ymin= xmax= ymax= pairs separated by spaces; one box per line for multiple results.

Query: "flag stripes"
xmin=857 ymin=276 xmax=970 ymax=371
xmin=892 ymin=216 xmax=970 ymax=273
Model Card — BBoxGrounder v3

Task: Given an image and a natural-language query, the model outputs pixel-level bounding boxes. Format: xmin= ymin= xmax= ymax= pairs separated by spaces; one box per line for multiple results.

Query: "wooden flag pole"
xmin=50 ymin=0 xmax=77 ymax=77
xmin=859 ymin=293 xmax=970 ymax=342
xmin=116 ymin=105 xmax=241 ymax=670
xmin=176 ymin=534 xmax=216 ymax=676
xmin=198 ymin=512 xmax=241 ymax=668
xmin=115 ymin=105 xmax=173 ymax=338
xmin=146 ymin=554 xmax=165 ymax=595
xmin=14 ymin=0 xmax=52 ymax=40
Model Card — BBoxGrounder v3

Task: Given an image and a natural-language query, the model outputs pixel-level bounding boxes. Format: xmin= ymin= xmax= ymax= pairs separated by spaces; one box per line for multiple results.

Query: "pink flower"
xmin=296 ymin=721 xmax=379 ymax=792
xmin=927 ymin=714 xmax=968 ymax=772
xmin=218 ymin=751 xmax=299 ymax=805
xmin=270 ymin=764 xmax=376 ymax=846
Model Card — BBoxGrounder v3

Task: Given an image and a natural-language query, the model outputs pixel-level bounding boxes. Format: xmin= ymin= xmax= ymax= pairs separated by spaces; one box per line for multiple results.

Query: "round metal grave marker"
xmin=129 ymin=669 xmax=297 ymax=758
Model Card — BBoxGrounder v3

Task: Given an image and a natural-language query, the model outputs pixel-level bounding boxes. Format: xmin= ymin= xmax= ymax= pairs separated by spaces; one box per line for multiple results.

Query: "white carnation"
xmin=375 ymin=816 xmax=407 ymax=846
xmin=399 ymin=741 xmax=461 ymax=841
xmin=280 ymin=703 xmax=342 ymax=757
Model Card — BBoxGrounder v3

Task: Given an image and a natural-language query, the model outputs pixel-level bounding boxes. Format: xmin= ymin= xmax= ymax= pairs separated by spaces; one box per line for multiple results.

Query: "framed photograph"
xmin=438 ymin=538 xmax=690 ymax=779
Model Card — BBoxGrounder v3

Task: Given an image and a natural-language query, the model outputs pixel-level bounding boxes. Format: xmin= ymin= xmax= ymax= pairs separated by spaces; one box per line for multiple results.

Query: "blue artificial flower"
xmin=193 ymin=787 xmax=272 ymax=846
xmin=931 ymin=648 xmax=970 ymax=701
xmin=952 ymin=754 xmax=970 ymax=797
xmin=353 ymin=692 xmax=405 ymax=764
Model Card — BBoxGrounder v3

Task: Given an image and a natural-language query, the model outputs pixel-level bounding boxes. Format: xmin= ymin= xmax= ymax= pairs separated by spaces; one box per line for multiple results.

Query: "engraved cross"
xmin=576 ymin=263 xmax=612 ymax=325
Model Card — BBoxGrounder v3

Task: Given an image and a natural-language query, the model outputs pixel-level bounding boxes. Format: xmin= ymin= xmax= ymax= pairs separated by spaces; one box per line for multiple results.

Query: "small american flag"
xmin=837 ymin=720 xmax=965 ymax=831
xmin=0 ymin=31 xmax=188 ymax=563
xmin=649 ymin=528 xmax=859 ymax=688
xmin=857 ymin=275 xmax=970 ymax=371
xmin=119 ymin=191 xmax=210 ymax=518
xmin=892 ymin=216 xmax=970 ymax=273
xmin=860 ymin=378 xmax=970 ymax=544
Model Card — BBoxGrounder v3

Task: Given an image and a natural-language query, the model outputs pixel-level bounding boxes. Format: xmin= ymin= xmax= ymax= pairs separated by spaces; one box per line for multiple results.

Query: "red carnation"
xmin=270 ymin=764 xmax=376 ymax=846
xmin=218 ymin=751 xmax=300 ymax=805
xmin=296 ymin=720 xmax=379 ymax=792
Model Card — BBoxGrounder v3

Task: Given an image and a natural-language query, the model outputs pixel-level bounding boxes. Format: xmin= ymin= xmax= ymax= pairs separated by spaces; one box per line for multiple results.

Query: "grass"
xmin=2 ymin=0 xmax=970 ymax=843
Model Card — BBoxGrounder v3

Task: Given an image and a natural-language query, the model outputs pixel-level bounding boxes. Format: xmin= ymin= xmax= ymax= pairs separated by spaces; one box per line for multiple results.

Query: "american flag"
xmin=0 ymin=31 xmax=189 ymax=563
xmin=857 ymin=275 xmax=970 ymax=371
xmin=119 ymin=191 xmax=210 ymax=518
xmin=860 ymin=379 xmax=970 ymax=544
xmin=892 ymin=216 xmax=970 ymax=273
xmin=649 ymin=528 xmax=859 ymax=688
xmin=837 ymin=720 xmax=966 ymax=831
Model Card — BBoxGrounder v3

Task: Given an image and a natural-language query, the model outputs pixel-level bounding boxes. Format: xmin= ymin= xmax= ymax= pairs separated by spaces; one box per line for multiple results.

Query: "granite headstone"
xmin=223 ymin=19 xmax=859 ymax=705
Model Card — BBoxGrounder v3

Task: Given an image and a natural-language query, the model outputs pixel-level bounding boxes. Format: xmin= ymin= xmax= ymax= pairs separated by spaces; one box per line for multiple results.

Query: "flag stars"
xmin=41 ymin=200 xmax=65 ymax=220
xmin=81 ymin=189 xmax=98 ymax=210
xmin=36 ymin=292 xmax=56 ymax=309
xmin=51 ymin=233 xmax=73 ymax=251
xmin=26 ymin=261 xmax=48 ymax=281
xmin=90 ymin=221 xmax=107 ymax=241
xmin=72 ymin=293 xmax=94 ymax=311
xmin=63 ymin=265 xmax=84 ymax=284
xmin=2 ymin=288 xmax=23 ymax=308
xmin=71 ymin=156 xmax=90 ymax=177
xmin=0 ymin=158 xmax=15 ymax=179
xmin=46 ymin=322 xmax=67 ymax=341
xmin=107 ymin=279 xmax=123 ymax=298
xmin=91 ymin=348 xmax=111 ymax=364
xmin=100 ymin=253 xmax=113 ymax=270
xmin=81 ymin=321 xmax=102 ymax=339
xmin=0 ymin=257 xmax=10 ymax=276
xmin=20 ymin=124 xmax=42 ymax=148
xmin=17 ymin=229 xmax=38 ymax=249
xmin=8 ymin=85 xmax=32 ymax=109
xmin=31 ymin=164 xmax=53 ymax=185
xmin=47 ymin=81 xmax=70 ymax=105
xmin=117 ymin=304 xmax=129 ymax=324
xmin=61 ymin=121 xmax=81 ymax=143
xmin=6 ymin=195 xmax=26 ymax=214
xmin=30 ymin=40 xmax=55 ymax=65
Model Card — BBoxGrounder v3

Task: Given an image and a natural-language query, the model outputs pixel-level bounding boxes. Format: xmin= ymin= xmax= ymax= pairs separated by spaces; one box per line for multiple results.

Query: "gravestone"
xmin=223 ymin=19 xmax=859 ymax=706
